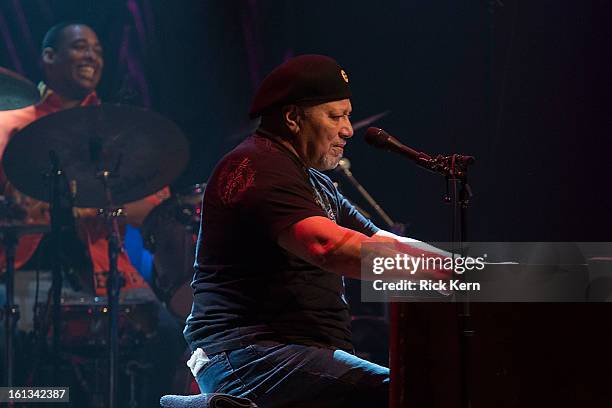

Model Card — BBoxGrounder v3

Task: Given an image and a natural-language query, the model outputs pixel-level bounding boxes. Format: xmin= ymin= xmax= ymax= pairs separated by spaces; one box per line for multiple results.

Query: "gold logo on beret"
xmin=340 ymin=69 xmax=349 ymax=83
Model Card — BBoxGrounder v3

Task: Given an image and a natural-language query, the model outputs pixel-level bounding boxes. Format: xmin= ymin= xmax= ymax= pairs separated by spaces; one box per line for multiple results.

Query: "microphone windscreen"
xmin=364 ymin=127 xmax=388 ymax=148
xmin=338 ymin=157 xmax=351 ymax=170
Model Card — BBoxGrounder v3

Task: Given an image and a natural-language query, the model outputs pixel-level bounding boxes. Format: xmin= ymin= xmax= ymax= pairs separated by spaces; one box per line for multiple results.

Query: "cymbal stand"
xmin=48 ymin=151 xmax=66 ymax=384
xmin=97 ymin=170 xmax=123 ymax=408
xmin=1 ymin=227 xmax=19 ymax=389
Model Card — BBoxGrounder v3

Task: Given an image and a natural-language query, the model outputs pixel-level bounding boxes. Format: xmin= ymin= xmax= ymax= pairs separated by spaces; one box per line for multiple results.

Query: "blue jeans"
xmin=196 ymin=342 xmax=389 ymax=408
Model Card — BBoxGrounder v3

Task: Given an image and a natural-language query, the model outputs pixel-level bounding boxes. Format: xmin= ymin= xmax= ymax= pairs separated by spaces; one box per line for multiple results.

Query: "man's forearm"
xmin=310 ymin=229 xmax=453 ymax=281
xmin=328 ymin=232 xmax=452 ymax=281
xmin=279 ymin=217 xmax=453 ymax=281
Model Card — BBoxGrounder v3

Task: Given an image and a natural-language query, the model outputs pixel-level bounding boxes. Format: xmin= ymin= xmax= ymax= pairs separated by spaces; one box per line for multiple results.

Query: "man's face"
xmin=45 ymin=24 xmax=104 ymax=98
xmin=296 ymin=99 xmax=353 ymax=171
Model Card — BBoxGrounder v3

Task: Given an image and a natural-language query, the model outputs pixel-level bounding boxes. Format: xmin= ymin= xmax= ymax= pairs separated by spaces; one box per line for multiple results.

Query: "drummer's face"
xmin=48 ymin=25 xmax=104 ymax=97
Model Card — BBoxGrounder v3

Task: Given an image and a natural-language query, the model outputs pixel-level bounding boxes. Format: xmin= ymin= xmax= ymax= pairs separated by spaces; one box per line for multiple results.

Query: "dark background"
xmin=2 ymin=0 xmax=609 ymax=242
xmin=2 ymin=1 xmax=611 ymax=406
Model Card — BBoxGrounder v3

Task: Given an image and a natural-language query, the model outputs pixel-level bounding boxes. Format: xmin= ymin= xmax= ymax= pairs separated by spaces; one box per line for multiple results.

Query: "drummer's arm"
xmin=0 ymin=112 xmax=24 ymax=191
xmin=72 ymin=187 xmax=170 ymax=223
xmin=123 ymin=186 xmax=171 ymax=227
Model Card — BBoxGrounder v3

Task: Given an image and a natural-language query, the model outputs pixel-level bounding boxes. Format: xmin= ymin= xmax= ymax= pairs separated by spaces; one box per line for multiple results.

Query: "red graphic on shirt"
xmin=218 ymin=157 xmax=255 ymax=206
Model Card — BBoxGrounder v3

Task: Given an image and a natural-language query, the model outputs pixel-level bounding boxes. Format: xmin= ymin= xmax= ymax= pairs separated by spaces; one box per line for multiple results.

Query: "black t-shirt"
xmin=183 ymin=133 xmax=379 ymax=354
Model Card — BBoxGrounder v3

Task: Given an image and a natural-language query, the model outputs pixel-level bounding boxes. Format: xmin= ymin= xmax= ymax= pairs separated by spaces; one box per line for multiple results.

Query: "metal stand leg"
xmin=3 ymin=230 xmax=19 ymax=388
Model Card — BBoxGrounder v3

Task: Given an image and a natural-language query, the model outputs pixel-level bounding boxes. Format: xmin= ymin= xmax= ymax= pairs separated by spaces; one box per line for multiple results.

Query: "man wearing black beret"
xmin=183 ymin=55 xmax=449 ymax=407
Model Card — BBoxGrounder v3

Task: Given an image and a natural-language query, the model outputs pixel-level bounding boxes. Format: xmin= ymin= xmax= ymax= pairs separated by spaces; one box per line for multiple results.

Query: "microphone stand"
xmin=334 ymin=158 xmax=403 ymax=233
xmin=430 ymin=154 xmax=475 ymax=408
xmin=419 ymin=153 xmax=474 ymax=408
xmin=366 ymin=127 xmax=476 ymax=407
xmin=446 ymin=166 xmax=473 ymax=408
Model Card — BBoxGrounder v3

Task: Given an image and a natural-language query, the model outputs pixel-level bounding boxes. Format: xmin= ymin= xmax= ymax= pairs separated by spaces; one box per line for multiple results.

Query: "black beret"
xmin=249 ymin=54 xmax=351 ymax=119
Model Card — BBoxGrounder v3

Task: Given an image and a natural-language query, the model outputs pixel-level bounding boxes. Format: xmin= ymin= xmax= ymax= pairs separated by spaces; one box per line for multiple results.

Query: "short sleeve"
xmin=208 ymin=147 xmax=327 ymax=240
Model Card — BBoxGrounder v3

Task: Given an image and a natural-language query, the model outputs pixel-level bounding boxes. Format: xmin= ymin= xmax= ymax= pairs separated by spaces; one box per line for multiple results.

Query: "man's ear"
xmin=42 ymin=47 xmax=55 ymax=65
xmin=283 ymin=105 xmax=301 ymax=136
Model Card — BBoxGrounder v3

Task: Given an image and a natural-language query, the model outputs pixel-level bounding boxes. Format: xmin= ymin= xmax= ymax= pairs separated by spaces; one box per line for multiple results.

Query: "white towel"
xmin=186 ymin=348 xmax=211 ymax=377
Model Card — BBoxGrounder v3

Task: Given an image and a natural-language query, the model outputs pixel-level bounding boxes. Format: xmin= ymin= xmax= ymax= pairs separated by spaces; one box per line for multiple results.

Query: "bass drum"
xmin=140 ymin=183 xmax=204 ymax=320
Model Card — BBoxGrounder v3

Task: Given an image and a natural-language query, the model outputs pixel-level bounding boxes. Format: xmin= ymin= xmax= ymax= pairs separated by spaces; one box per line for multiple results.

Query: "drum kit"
xmin=141 ymin=183 xmax=204 ymax=320
xmin=0 ymin=67 xmax=199 ymax=407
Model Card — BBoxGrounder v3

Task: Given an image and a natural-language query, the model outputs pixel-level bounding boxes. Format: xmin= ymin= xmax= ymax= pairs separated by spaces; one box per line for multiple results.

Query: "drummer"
xmin=0 ymin=21 xmax=168 ymax=288
xmin=0 ymin=21 xmax=185 ymax=403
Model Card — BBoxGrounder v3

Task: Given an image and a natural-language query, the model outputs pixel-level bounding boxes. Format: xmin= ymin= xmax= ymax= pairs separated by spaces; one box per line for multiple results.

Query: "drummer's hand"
xmin=124 ymin=187 xmax=170 ymax=227
xmin=74 ymin=207 xmax=98 ymax=218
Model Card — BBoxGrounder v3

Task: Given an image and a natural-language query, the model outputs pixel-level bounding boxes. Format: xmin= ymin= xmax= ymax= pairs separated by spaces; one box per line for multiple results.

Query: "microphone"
xmin=364 ymin=127 xmax=432 ymax=163
xmin=364 ymin=127 xmax=475 ymax=176
xmin=337 ymin=157 xmax=351 ymax=174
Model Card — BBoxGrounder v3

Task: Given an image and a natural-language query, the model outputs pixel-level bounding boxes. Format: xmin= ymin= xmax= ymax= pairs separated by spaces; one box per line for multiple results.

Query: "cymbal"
xmin=0 ymin=67 xmax=40 ymax=110
xmin=2 ymin=104 xmax=189 ymax=207
xmin=351 ymin=110 xmax=390 ymax=132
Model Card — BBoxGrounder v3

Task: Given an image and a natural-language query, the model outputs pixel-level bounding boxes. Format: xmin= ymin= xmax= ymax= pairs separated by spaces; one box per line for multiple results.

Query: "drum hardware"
xmin=96 ymin=207 xmax=127 ymax=218
xmin=126 ymin=360 xmax=153 ymax=408
xmin=1 ymin=223 xmax=49 ymax=389
xmin=20 ymin=287 xmax=161 ymax=407
xmin=0 ymin=65 xmax=40 ymax=388
xmin=2 ymin=225 xmax=18 ymax=389
xmin=2 ymin=103 xmax=189 ymax=407
xmin=47 ymin=148 xmax=72 ymax=386
xmin=141 ymin=183 xmax=205 ymax=320
xmin=334 ymin=157 xmax=399 ymax=231
xmin=94 ymin=168 xmax=126 ymax=408
xmin=37 ymin=298 xmax=158 ymax=350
